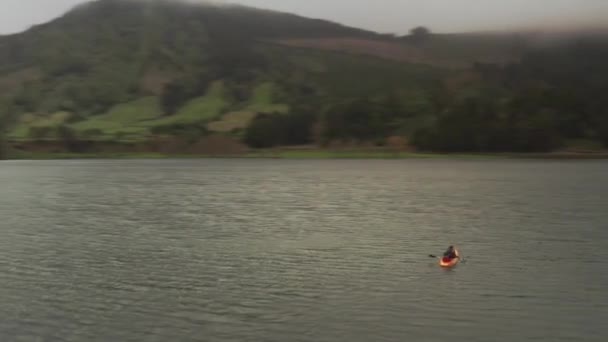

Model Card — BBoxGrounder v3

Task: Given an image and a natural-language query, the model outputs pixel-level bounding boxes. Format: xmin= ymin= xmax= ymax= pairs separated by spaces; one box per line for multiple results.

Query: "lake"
xmin=1 ymin=159 xmax=607 ymax=341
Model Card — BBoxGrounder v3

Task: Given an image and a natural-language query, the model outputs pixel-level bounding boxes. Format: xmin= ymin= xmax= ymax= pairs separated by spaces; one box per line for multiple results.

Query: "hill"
xmin=275 ymin=31 xmax=529 ymax=68
xmin=0 ymin=0 xmax=607 ymax=157
xmin=0 ymin=0 xmax=446 ymax=148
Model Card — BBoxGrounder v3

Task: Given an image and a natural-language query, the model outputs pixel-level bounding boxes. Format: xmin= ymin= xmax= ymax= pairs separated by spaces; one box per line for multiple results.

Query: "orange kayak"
xmin=439 ymin=249 xmax=460 ymax=268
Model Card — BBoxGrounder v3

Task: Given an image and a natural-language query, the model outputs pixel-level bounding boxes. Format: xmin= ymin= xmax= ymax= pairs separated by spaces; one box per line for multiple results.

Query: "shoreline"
xmin=5 ymin=149 xmax=608 ymax=160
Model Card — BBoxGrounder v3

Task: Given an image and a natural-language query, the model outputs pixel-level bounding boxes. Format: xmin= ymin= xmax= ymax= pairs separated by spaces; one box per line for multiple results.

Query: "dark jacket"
xmin=443 ymin=247 xmax=457 ymax=259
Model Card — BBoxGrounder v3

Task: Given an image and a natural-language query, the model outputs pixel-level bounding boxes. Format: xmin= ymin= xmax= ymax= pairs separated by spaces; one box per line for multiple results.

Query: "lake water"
xmin=1 ymin=159 xmax=607 ymax=342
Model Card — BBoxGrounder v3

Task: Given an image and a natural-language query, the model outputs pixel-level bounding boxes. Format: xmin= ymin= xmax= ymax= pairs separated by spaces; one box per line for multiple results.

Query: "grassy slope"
xmin=245 ymin=82 xmax=289 ymax=113
xmin=71 ymin=97 xmax=162 ymax=140
xmin=9 ymin=111 xmax=71 ymax=139
xmin=59 ymin=49 xmax=447 ymax=141
xmin=149 ymin=81 xmax=228 ymax=126
xmin=70 ymin=81 xmax=229 ymax=140
xmin=207 ymin=82 xmax=288 ymax=133
xmin=207 ymin=111 xmax=257 ymax=133
xmin=2 ymin=47 xmax=454 ymax=145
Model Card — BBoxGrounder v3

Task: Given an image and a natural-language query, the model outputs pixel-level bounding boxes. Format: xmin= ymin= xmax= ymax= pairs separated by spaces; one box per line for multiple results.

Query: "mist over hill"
xmin=0 ymin=0 xmax=607 ymax=157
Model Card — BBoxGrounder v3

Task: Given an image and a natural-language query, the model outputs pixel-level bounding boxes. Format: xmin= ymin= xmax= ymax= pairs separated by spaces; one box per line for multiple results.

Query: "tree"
xmin=13 ymin=84 xmax=43 ymax=113
xmin=160 ymin=73 xmax=214 ymax=116
xmin=597 ymin=111 xmax=608 ymax=147
xmin=243 ymin=108 xmax=316 ymax=149
xmin=161 ymin=82 xmax=190 ymax=116
xmin=244 ymin=113 xmax=286 ymax=148
xmin=409 ymin=26 xmax=431 ymax=44
xmin=323 ymin=99 xmax=393 ymax=143
xmin=28 ymin=126 xmax=54 ymax=140
xmin=283 ymin=107 xmax=315 ymax=145
xmin=56 ymin=124 xmax=83 ymax=152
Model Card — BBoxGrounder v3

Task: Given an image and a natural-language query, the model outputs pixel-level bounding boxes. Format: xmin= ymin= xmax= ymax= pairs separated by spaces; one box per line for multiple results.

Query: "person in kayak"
xmin=443 ymin=246 xmax=458 ymax=260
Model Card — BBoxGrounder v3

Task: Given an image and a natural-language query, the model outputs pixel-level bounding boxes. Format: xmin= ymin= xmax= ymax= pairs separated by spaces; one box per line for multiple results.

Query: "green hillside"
xmin=0 ymin=0 xmax=607 ymax=157
xmin=0 ymin=0 xmax=447 ymax=145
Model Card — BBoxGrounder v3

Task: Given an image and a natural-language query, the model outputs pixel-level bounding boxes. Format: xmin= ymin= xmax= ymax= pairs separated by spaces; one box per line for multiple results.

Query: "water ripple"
xmin=1 ymin=159 xmax=607 ymax=342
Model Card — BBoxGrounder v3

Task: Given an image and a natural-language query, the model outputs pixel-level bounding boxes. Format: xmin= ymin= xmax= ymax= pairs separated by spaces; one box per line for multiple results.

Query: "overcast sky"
xmin=1 ymin=0 xmax=607 ymax=35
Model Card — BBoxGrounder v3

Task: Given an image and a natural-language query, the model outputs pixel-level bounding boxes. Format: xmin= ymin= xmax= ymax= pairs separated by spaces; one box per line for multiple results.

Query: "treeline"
xmin=412 ymin=94 xmax=565 ymax=152
xmin=242 ymin=93 xmax=436 ymax=148
xmin=413 ymin=38 xmax=608 ymax=152
xmin=244 ymin=107 xmax=316 ymax=148
xmin=241 ymin=38 xmax=608 ymax=152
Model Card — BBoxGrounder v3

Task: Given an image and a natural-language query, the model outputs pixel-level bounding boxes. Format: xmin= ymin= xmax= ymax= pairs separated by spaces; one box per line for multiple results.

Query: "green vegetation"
xmin=244 ymin=109 xmax=314 ymax=148
xmin=153 ymin=81 xmax=227 ymax=125
xmin=72 ymin=97 xmax=162 ymax=140
xmin=208 ymin=111 xmax=257 ymax=133
xmin=245 ymin=82 xmax=289 ymax=114
xmin=14 ymin=148 xmax=608 ymax=161
xmin=0 ymin=148 xmax=505 ymax=160
xmin=9 ymin=111 xmax=72 ymax=140
xmin=413 ymin=38 xmax=608 ymax=152
xmin=407 ymin=32 xmax=528 ymax=66
xmin=0 ymin=0 xmax=607 ymax=157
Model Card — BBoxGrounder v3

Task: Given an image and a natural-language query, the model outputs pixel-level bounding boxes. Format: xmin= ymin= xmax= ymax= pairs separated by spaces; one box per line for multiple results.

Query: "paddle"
xmin=429 ymin=254 xmax=467 ymax=262
xmin=429 ymin=254 xmax=457 ymax=259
